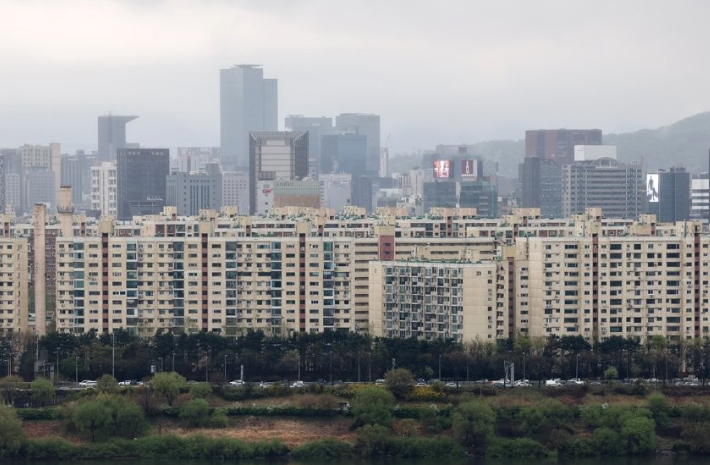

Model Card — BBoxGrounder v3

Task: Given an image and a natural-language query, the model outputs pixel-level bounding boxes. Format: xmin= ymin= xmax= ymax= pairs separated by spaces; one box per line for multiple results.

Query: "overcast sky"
xmin=1 ymin=0 xmax=709 ymax=154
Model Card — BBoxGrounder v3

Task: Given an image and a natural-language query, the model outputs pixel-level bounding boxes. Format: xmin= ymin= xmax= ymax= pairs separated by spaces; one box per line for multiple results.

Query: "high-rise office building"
xmin=166 ymin=164 xmax=223 ymax=216
xmin=321 ymin=134 xmax=367 ymax=176
xmin=285 ymin=116 xmax=333 ymax=177
xmin=173 ymin=147 xmax=220 ymax=173
xmin=423 ymin=181 xmax=458 ymax=212
xmin=525 ymin=129 xmax=602 ymax=164
xmin=562 ymin=158 xmax=644 ymax=218
xmin=222 ymin=172 xmax=249 ymax=214
xmin=248 ymin=131 xmax=308 ymax=215
xmin=220 ymin=65 xmax=278 ymax=172
xmin=520 ymin=157 xmax=563 ymax=217
xmin=19 ymin=143 xmax=61 ymax=207
xmin=335 ymin=113 xmax=380 ymax=175
xmin=61 ymin=151 xmax=94 ymax=209
xmin=459 ymin=179 xmax=498 ymax=218
xmin=98 ymin=114 xmax=138 ymax=161
xmin=647 ymin=167 xmax=691 ymax=223
xmin=690 ymin=174 xmax=708 ymax=221
xmin=116 ymin=148 xmax=170 ymax=220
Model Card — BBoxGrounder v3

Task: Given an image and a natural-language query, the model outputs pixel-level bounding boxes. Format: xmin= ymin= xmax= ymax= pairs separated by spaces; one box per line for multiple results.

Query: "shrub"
xmin=406 ymin=385 xmax=445 ymax=402
xmin=292 ymin=438 xmax=353 ymax=461
xmin=16 ymin=408 xmax=64 ymax=421
xmin=0 ymin=404 xmax=25 ymax=456
xmin=680 ymin=402 xmax=709 ymax=424
xmin=452 ymin=401 xmax=496 ymax=449
xmin=393 ymin=418 xmax=419 ymax=437
xmin=384 ymin=368 xmax=415 ymax=399
xmin=486 ymin=438 xmax=551 ymax=459
xmin=71 ymin=394 xmax=147 ymax=442
xmin=180 ymin=399 xmax=210 ymax=427
xmin=24 ymin=437 xmax=79 ymax=460
xmin=621 ymin=416 xmax=656 ymax=454
xmin=354 ymin=425 xmax=391 ymax=457
xmin=351 ymin=386 xmax=395 ymax=427
xmin=648 ymin=393 xmax=671 ymax=428
xmin=594 ymin=427 xmax=625 ymax=456
xmin=189 ymin=382 xmax=212 ymax=399
xmin=680 ymin=423 xmax=710 ymax=453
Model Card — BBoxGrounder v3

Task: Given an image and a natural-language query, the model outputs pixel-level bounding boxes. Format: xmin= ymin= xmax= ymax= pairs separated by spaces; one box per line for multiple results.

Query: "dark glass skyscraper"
xmin=116 ymin=148 xmax=169 ymax=220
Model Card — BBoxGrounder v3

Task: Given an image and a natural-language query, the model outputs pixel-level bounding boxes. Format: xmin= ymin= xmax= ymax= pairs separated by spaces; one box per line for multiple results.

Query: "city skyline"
xmin=1 ymin=1 xmax=709 ymax=154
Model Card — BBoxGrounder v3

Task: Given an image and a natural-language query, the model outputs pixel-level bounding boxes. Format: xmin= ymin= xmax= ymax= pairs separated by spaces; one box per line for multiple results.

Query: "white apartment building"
xmin=90 ymin=161 xmax=117 ymax=217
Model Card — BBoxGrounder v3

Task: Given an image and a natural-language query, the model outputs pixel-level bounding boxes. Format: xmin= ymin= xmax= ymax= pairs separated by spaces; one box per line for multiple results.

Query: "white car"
xmin=79 ymin=380 xmax=97 ymax=388
xmin=229 ymin=380 xmax=245 ymax=386
xmin=118 ymin=380 xmax=132 ymax=386
xmin=567 ymin=378 xmax=585 ymax=385
xmin=290 ymin=381 xmax=305 ymax=388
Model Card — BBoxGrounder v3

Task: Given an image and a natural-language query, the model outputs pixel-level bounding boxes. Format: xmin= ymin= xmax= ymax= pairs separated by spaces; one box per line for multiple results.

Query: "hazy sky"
xmin=1 ymin=0 xmax=709 ymax=154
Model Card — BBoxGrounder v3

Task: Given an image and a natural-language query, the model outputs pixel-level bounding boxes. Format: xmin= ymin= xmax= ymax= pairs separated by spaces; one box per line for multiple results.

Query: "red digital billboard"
xmin=433 ymin=160 xmax=451 ymax=179
xmin=461 ymin=159 xmax=478 ymax=177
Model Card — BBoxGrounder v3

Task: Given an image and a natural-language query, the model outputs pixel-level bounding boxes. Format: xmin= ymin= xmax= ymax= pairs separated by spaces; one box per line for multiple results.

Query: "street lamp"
xmin=438 ymin=354 xmax=442 ymax=381
xmin=111 ymin=333 xmax=115 ymax=379
xmin=576 ymin=353 xmax=580 ymax=380
xmin=224 ymin=354 xmax=228 ymax=383
xmin=75 ymin=356 xmax=79 ymax=384
xmin=523 ymin=352 xmax=527 ymax=381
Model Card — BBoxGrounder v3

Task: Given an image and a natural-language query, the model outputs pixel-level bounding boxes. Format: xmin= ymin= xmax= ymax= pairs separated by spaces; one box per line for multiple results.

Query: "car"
xmin=474 ymin=379 xmax=489 ymax=385
xmin=514 ymin=380 xmax=531 ymax=387
xmin=567 ymin=378 xmax=585 ymax=385
xmin=415 ymin=382 xmax=427 ymax=387
xmin=375 ymin=379 xmax=385 ymax=385
xmin=229 ymin=380 xmax=245 ymax=386
xmin=545 ymin=379 xmax=563 ymax=387
xmin=258 ymin=381 xmax=273 ymax=388
xmin=118 ymin=380 xmax=132 ymax=386
xmin=290 ymin=381 xmax=305 ymax=388
xmin=79 ymin=380 xmax=97 ymax=388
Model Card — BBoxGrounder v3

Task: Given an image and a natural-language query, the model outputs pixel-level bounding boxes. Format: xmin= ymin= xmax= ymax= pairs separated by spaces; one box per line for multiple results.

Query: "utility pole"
xmin=75 ymin=356 xmax=78 ymax=384
xmin=438 ymin=355 xmax=442 ymax=380
xmin=224 ymin=354 xmax=228 ymax=383
xmin=576 ymin=353 xmax=580 ymax=380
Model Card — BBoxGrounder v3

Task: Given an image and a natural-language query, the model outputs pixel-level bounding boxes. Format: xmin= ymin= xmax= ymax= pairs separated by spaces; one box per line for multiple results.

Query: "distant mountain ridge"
xmin=389 ymin=112 xmax=710 ymax=177
xmin=605 ymin=112 xmax=710 ymax=173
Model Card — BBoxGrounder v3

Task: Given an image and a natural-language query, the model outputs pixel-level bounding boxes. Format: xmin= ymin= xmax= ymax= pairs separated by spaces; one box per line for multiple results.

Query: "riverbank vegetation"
xmin=4 ymin=369 xmax=710 ymax=460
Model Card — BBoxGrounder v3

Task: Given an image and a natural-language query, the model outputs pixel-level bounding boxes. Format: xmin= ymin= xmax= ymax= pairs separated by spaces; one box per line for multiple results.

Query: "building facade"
xmin=166 ymin=170 xmax=223 ymax=216
xmin=98 ymin=115 xmax=138 ymax=161
xmin=335 ymin=113 xmax=380 ymax=175
xmin=220 ymin=65 xmax=278 ymax=172
xmin=525 ymin=129 xmax=602 ymax=164
xmin=116 ymin=149 xmax=170 ymax=220
xmin=562 ymin=158 xmax=644 ymax=218
xmin=248 ymin=131 xmax=308 ymax=215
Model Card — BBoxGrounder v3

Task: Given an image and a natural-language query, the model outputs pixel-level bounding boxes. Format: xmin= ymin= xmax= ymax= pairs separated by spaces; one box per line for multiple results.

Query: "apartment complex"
xmin=3 ymin=205 xmax=710 ymax=344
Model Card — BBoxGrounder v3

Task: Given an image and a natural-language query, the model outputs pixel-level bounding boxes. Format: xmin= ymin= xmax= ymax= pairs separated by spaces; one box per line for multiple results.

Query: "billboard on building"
xmin=433 ymin=160 xmax=451 ymax=179
xmin=647 ymin=174 xmax=659 ymax=203
xmin=461 ymin=159 xmax=479 ymax=178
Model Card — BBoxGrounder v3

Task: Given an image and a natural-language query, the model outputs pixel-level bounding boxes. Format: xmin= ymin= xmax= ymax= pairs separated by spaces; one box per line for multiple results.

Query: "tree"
xmin=351 ymin=386 xmax=395 ymax=427
xmin=72 ymin=399 xmax=113 ymax=442
xmin=604 ymin=366 xmax=618 ymax=381
xmin=72 ymin=395 xmax=147 ymax=442
xmin=452 ymin=401 xmax=496 ymax=449
xmin=0 ymin=404 xmax=25 ymax=455
xmin=0 ymin=375 xmax=24 ymax=406
xmin=96 ymin=374 xmax=118 ymax=393
xmin=152 ymin=371 xmax=186 ymax=406
xmin=189 ymin=382 xmax=212 ymax=399
xmin=384 ymin=368 xmax=415 ymax=399
xmin=30 ymin=377 xmax=54 ymax=407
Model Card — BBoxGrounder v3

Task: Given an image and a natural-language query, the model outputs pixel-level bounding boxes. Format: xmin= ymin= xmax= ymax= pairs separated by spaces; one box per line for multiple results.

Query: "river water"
xmin=8 ymin=458 xmax=709 ymax=465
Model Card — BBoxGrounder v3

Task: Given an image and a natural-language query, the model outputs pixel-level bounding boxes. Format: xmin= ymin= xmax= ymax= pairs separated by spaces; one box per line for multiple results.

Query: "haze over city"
xmin=2 ymin=0 xmax=710 ymax=153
